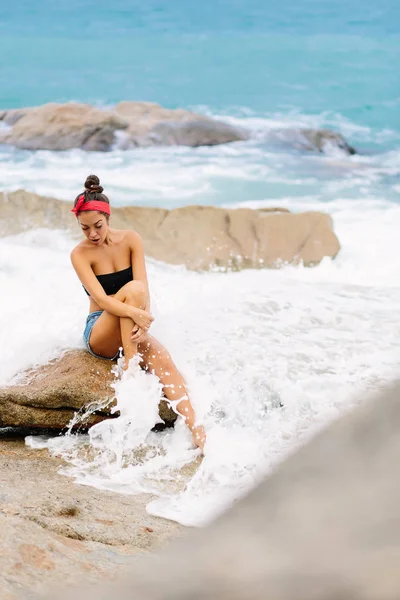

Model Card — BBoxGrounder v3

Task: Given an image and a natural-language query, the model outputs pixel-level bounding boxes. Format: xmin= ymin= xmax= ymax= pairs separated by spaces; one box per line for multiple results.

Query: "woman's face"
xmin=78 ymin=211 xmax=109 ymax=246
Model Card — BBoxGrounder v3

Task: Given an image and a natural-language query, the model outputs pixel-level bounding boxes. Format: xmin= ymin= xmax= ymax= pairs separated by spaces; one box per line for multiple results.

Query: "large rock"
xmin=0 ymin=101 xmax=355 ymax=153
xmin=54 ymin=381 xmax=400 ymax=600
xmin=0 ymin=103 xmax=128 ymax=151
xmin=0 ymin=439 xmax=185 ymax=600
xmin=0 ymin=350 xmax=177 ymax=430
xmin=0 ymin=190 xmax=340 ymax=269
xmin=265 ymin=127 xmax=357 ymax=155
xmin=0 ymin=101 xmax=248 ymax=151
xmin=114 ymin=100 xmax=248 ymax=147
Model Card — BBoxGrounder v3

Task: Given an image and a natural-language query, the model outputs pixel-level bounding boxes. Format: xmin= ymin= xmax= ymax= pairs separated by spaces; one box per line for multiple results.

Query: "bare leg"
xmin=118 ymin=283 xmax=146 ymax=369
xmin=138 ymin=335 xmax=206 ymax=451
xmin=87 ymin=281 xmax=206 ymax=450
xmin=88 ymin=280 xmax=147 ymax=360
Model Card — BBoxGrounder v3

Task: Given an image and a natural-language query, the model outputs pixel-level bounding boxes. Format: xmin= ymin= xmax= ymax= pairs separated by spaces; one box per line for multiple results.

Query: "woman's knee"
xmin=120 ymin=280 xmax=146 ymax=306
xmin=139 ymin=337 xmax=173 ymax=369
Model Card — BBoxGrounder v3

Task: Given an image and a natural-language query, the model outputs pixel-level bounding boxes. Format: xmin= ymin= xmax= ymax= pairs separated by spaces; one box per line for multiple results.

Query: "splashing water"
xmin=27 ymin=355 xmax=201 ymax=500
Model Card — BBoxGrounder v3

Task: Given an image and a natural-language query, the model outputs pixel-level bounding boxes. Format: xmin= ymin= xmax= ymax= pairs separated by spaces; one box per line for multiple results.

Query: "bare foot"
xmin=191 ymin=424 xmax=206 ymax=453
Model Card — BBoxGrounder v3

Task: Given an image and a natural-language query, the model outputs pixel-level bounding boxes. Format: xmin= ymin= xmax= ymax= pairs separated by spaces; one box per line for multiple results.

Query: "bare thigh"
xmin=88 ymin=310 xmax=122 ymax=359
xmin=87 ymin=280 xmax=147 ymax=359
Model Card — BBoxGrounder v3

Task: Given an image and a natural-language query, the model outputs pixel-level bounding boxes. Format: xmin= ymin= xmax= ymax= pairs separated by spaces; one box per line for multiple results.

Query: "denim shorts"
xmin=83 ymin=310 xmax=120 ymax=361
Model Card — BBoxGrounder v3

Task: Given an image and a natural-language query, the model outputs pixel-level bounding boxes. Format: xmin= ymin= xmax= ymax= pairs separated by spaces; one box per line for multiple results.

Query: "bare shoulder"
xmin=70 ymin=241 xmax=88 ymax=262
xmin=124 ymin=229 xmax=144 ymax=248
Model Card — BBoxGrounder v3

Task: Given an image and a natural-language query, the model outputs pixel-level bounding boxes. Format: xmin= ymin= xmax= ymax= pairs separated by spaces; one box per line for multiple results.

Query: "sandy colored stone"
xmin=0 ymin=101 xmax=247 ymax=151
xmin=0 ymin=350 xmax=177 ymax=430
xmin=0 ymin=103 xmax=128 ymax=151
xmin=0 ymin=190 xmax=340 ymax=270
xmin=114 ymin=100 xmax=203 ymax=133
xmin=0 ymin=101 xmax=355 ymax=153
xmin=144 ymin=119 xmax=248 ymax=147
xmin=0 ymin=440 xmax=185 ymax=600
xmin=53 ymin=381 xmax=400 ymax=600
xmin=114 ymin=100 xmax=242 ymax=148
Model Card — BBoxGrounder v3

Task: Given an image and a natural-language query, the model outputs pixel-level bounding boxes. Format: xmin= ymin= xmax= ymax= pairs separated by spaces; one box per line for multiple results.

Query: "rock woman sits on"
xmin=70 ymin=174 xmax=206 ymax=452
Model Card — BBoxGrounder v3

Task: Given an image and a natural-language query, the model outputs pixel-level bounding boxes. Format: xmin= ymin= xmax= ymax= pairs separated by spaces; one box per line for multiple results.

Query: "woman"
xmin=70 ymin=174 xmax=206 ymax=451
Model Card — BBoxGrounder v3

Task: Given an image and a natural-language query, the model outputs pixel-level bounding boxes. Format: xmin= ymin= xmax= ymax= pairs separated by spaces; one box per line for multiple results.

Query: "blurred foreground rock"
xmin=53 ymin=380 xmax=400 ymax=600
xmin=0 ymin=439 xmax=185 ymax=600
xmin=0 ymin=190 xmax=341 ymax=270
xmin=0 ymin=350 xmax=177 ymax=430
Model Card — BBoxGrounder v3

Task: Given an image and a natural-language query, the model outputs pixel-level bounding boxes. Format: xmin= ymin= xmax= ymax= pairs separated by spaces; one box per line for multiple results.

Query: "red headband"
xmin=71 ymin=194 xmax=111 ymax=216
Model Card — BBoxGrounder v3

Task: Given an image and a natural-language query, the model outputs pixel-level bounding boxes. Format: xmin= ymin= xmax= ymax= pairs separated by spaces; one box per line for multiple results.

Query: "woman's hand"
xmin=131 ymin=307 xmax=154 ymax=331
xmin=131 ymin=324 xmax=146 ymax=342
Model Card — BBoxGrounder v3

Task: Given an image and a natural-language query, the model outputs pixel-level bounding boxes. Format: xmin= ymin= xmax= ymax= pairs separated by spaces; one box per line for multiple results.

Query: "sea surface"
xmin=1 ymin=0 xmax=399 ymax=525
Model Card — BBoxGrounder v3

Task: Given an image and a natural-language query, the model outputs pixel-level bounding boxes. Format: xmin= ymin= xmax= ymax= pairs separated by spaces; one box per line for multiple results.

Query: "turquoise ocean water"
xmin=1 ymin=0 xmax=399 ymax=133
xmin=0 ymin=0 xmax=399 ymax=207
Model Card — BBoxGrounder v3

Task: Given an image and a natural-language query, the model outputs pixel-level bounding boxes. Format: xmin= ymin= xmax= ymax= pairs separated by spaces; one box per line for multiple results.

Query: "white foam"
xmin=1 ymin=108 xmax=398 ymax=211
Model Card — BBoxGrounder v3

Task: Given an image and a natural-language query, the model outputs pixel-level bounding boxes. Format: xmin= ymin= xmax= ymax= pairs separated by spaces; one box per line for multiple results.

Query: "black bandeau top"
xmin=84 ymin=266 xmax=133 ymax=296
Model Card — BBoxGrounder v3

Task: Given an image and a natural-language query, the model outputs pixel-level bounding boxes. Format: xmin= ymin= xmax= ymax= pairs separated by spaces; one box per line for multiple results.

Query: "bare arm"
xmin=129 ymin=231 xmax=151 ymax=312
xmin=70 ymin=247 xmax=143 ymax=320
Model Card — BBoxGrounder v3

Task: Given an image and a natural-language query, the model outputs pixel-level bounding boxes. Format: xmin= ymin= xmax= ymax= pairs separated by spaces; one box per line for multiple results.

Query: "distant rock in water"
xmin=138 ymin=119 xmax=248 ymax=148
xmin=0 ymin=101 xmax=248 ymax=151
xmin=0 ymin=103 xmax=128 ymax=152
xmin=0 ymin=101 xmax=355 ymax=154
xmin=0 ymin=190 xmax=341 ymax=269
xmin=264 ymin=127 xmax=357 ymax=155
xmin=0 ymin=350 xmax=177 ymax=430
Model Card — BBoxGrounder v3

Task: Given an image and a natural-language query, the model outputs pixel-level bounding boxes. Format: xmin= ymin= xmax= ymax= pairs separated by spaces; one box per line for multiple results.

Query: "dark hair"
xmin=74 ymin=174 xmax=110 ymax=219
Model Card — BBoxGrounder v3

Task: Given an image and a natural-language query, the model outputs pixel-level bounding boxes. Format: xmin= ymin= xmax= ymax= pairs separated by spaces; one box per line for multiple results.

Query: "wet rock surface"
xmin=0 ymin=350 xmax=177 ymax=430
xmin=0 ymin=439 xmax=185 ymax=600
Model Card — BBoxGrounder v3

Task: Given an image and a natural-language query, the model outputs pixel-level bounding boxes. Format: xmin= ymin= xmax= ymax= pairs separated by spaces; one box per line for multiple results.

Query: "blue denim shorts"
xmin=83 ymin=311 xmax=120 ymax=361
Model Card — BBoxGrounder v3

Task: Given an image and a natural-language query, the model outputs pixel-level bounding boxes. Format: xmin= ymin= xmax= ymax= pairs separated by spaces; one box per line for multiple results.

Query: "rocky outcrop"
xmin=0 ymin=102 xmax=248 ymax=151
xmin=55 ymin=380 xmax=400 ymax=600
xmin=0 ymin=350 xmax=177 ymax=430
xmin=114 ymin=101 xmax=248 ymax=148
xmin=265 ymin=127 xmax=357 ymax=154
xmin=0 ymin=439 xmax=185 ymax=600
xmin=0 ymin=103 xmax=128 ymax=151
xmin=0 ymin=101 xmax=356 ymax=154
xmin=0 ymin=190 xmax=341 ymax=269
xmin=298 ymin=128 xmax=356 ymax=154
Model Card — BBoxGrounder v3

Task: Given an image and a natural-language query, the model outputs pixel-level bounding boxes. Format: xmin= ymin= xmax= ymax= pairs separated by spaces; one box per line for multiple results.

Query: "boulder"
xmin=265 ymin=127 xmax=357 ymax=155
xmin=297 ymin=128 xmax=356 ymax=154
xmin=0 ymin=102 xmax=357 ymax=154
xmin=0 ymin=191 xmax=340 ymax=270
xmin=0 ymin=350 xmax=177 ymax=430
xmin=144 ymin=119 xmax=248 ymax=147
xmin=114 ymin=100 xmax=206 ymax=134
xmin=55 ymin=380 xmax=400 ymax=600
xmin=0 ymin=101 xmax=247 ymax=151
xmin=0 ymin=103 xmax=129 ymax=151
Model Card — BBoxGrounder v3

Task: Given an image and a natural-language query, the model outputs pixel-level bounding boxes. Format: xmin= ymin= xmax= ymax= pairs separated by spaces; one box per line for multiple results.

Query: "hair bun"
xmin=84 ymin=174 xmax=104 ymax=194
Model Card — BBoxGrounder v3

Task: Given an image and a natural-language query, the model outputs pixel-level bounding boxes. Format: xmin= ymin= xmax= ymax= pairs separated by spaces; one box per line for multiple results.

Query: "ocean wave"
xmin=0 ymin=134 xmax=398 ymax=210
xmin=192 ymin=105 xmax=400 ymax=147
